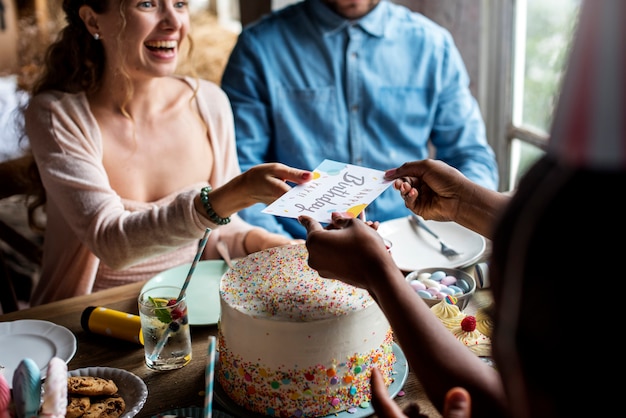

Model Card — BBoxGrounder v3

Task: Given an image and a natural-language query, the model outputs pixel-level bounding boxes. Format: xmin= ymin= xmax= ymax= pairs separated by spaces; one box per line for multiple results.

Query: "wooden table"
xmin=0 ymin=282 xmax=494 ymax=417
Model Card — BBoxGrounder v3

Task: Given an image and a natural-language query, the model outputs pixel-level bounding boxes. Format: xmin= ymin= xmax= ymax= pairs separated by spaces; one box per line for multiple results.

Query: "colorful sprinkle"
xmin=445 ymin=295 xmax=458 ymax=305
xmin=217 ymin=245 xmax=397 ymax=417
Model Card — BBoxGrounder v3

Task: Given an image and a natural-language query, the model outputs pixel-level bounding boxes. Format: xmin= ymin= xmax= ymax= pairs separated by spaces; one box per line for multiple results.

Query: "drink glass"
xmin=138 ymin=285 xmax=192 ymax=370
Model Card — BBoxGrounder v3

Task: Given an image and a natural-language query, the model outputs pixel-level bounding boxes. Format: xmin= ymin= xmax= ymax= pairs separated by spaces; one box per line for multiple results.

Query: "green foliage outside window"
xmin=523 ymin=0 xmax=581 ymax=133
xmin=514 ymin=0 xmax=581 ymax=182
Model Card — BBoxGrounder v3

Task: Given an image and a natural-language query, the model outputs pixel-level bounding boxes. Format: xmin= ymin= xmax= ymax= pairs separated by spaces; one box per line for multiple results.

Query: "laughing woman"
xmin=21 ymin=0 xmax=311 ymax=305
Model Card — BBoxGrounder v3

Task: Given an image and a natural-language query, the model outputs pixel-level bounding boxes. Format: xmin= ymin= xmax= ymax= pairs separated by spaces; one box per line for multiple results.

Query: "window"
xmin=484 ymin=0 xmax=581 ymax=191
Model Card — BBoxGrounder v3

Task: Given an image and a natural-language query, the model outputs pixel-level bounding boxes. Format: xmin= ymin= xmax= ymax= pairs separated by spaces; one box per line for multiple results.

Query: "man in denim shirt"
xmin=221 ymin=0 xmax=498 ymax=239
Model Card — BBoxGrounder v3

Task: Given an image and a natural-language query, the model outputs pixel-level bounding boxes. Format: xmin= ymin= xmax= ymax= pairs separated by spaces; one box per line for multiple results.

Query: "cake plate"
xmin=213 ymin=343 xmax=409 ymax=418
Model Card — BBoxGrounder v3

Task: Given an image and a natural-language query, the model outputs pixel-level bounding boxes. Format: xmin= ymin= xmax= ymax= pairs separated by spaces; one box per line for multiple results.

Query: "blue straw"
xmin=204 ymin=335 xmax=217 ymax=418
xmin=177 ymin=228 xmax=212 ymax=302
xmin=149 ymin=228 xmax=211 ymax=362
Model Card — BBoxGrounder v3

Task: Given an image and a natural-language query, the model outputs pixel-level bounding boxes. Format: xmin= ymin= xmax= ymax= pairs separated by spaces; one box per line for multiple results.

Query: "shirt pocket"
xmin=376 ymin=86 xmax=434 ymax=130
xmin=274 ymin=86 xmax=342 ymax=157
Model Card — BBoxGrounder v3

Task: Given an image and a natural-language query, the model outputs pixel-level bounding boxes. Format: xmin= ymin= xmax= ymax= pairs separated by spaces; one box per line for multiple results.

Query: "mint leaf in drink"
xmin=148 ymin=296 xmax=172 ymax=324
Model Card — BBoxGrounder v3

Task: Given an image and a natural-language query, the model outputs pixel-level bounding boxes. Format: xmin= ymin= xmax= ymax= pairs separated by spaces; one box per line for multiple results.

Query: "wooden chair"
xmin=0 ymin=154 xmax=43 ymax=313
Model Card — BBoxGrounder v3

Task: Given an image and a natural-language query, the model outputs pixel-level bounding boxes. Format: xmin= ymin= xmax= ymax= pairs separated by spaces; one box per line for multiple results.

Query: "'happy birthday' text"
xmin=294 ymin=172 xmax=368 ymax=213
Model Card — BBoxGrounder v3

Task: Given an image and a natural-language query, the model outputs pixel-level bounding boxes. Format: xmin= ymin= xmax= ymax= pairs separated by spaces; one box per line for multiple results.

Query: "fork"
xmin=409 ymin=215 xmax=462 ymax=259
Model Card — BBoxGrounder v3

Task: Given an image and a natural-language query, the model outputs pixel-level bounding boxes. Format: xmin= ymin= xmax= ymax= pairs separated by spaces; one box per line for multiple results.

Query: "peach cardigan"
xmin=25 ymin=77 xmax=259 ymax=305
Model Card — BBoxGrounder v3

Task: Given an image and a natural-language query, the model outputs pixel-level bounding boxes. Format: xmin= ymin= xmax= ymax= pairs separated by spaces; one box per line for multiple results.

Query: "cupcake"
xmin=430 ymin=295 xmax=464 ymax=331
xmin=475 ymin=306 xmax=494 ymax=338
xmin=452 ymin=316 xmax=491 ymax=357
xmin=431 ymin=297 xmax=492 ymax=357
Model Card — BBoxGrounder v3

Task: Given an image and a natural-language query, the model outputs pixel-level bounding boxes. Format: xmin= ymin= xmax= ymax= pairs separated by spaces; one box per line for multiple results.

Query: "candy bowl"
xmin=405 ymin=267 xmax=476 ymax=311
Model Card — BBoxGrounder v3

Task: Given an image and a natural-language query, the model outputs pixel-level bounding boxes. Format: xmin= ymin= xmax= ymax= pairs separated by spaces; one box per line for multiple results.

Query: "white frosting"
xmin=217 ymin=244 xmax=396 ymax=417
xmin=219 ymin=294 xmax=390 ymax=369
xmin=219 ymin=244 xmax=391 ymax=368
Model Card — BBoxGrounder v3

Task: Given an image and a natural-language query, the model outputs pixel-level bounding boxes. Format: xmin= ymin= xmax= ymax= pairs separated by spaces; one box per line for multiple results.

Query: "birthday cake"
xmin=217 ymin=244 xmax=396 ymax=417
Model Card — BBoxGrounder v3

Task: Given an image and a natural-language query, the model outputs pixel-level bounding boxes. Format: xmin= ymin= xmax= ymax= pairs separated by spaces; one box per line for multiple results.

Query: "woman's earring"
xmin=93 ymin=33 xmax=100 ymax=40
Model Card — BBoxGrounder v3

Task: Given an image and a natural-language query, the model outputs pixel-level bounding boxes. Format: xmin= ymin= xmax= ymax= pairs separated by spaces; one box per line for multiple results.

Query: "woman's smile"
xmin=144 ymin=40 xmax=178 ymax=59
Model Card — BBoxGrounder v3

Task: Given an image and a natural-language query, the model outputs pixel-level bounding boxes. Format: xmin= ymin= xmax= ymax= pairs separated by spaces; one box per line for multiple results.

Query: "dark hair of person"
xmin=20 ymin=0 xmax=197 ymax=231
xmin=489 ymin=154 xmax=625 ymax=416
xmin=31 ymin=0 xmax=110 ymax=96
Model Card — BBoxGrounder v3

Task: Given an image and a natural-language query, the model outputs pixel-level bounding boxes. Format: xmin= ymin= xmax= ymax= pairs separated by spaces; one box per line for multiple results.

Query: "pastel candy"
xmin=409 ymin=270 xmax=474 ymax=305
xmin=441 ymin=275 xmax=457 ymax=286
xmin=409 ymin=280 xmax=426 ymax=291
xmin=419 ymin=278 xmax=440 ymax=289
xmin=455 ymin=279 xmax=471 ymax=293
xmin=447 ymin=285 xmax=463 ymax=295
xmin=40 ymin=357 xmax=68 ymax=418
xmin=426 ymin=288 xmax=440 ymax=297
xmin=12 ymin=358 xmax=41 ymax=418
xmin=439 ymin=287 xmax=456 ymax=296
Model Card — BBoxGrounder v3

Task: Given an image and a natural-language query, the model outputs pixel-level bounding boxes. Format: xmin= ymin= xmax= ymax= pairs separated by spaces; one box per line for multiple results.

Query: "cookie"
xmin=82 ymin=396 xmax=126 ymax=418
xmin=66 ymin=396 xmax=91 ymax=418
xmin=67 ymin=376 xmax=118 ymax=396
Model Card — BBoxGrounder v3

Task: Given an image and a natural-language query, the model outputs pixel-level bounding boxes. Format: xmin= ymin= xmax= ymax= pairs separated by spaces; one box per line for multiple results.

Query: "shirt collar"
xmin=307 ymin=0 xmax=388 ymax=38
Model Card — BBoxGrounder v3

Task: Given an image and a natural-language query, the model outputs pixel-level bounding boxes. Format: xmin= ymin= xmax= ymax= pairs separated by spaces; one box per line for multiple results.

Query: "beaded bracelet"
xmin=199 ymin=186 xmax=231 ymax=225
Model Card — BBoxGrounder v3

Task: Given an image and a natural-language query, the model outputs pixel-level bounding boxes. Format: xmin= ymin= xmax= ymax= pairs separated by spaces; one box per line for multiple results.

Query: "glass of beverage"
xmin=138 ymin=286 xmax=192 ymax=370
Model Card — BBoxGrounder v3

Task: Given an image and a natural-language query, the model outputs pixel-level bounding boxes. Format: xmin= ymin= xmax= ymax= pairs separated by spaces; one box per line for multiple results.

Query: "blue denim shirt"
xmin=222 ymin=0 xmax=498 ymax=239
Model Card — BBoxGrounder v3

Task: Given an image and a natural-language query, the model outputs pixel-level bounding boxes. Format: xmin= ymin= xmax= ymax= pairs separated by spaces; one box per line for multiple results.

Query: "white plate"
xmin=377 ymin=216 xmax=486 ymax=272
xmin=141 ymin=260 xmax=228 ymax=326
xmin=0 ymin=319 xmax=77 ymax=389
xmin=68 ymin=366 xmax=148 ymax=418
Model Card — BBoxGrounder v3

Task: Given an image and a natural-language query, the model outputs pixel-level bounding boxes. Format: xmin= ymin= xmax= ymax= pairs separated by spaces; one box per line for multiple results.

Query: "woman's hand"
xmin=370 ymin=368 xmax=429 ymax=418
xmin=370 ymin=368 xmax=471 ymax=418
xmin=298 ymin=213 xmax=394 ymax=291
xmin=384 ymin=159 xmax=469 ymax=223
xmin=199 ymin=163 xmax=312 ymax=222
xmin=240 ymin=163 xmax=313 ymax=205
xmin=384 ymin=159 xmax=507 ymax=239
xmin=443 ymin=387 xmax=472 ymax=418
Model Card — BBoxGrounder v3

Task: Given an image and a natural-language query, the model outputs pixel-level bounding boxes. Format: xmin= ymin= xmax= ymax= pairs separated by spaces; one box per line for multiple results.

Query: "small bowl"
xmin=68 ymin=367 xmax=148 ymax=418
xmin=405 ymin=267 xmax=476 ymax=311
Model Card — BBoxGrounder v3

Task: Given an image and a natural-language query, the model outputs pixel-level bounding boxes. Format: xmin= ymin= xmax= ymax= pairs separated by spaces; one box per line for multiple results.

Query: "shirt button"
xmin=351 ymin=105 xmax=359 ymax=112
xmin=351 ymin=52 xmax=358 ymax=59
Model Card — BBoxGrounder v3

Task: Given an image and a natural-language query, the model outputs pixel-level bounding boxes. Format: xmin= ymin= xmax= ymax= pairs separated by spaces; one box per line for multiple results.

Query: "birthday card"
xmin=262 ymin=160 xmax=393 ymax=223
